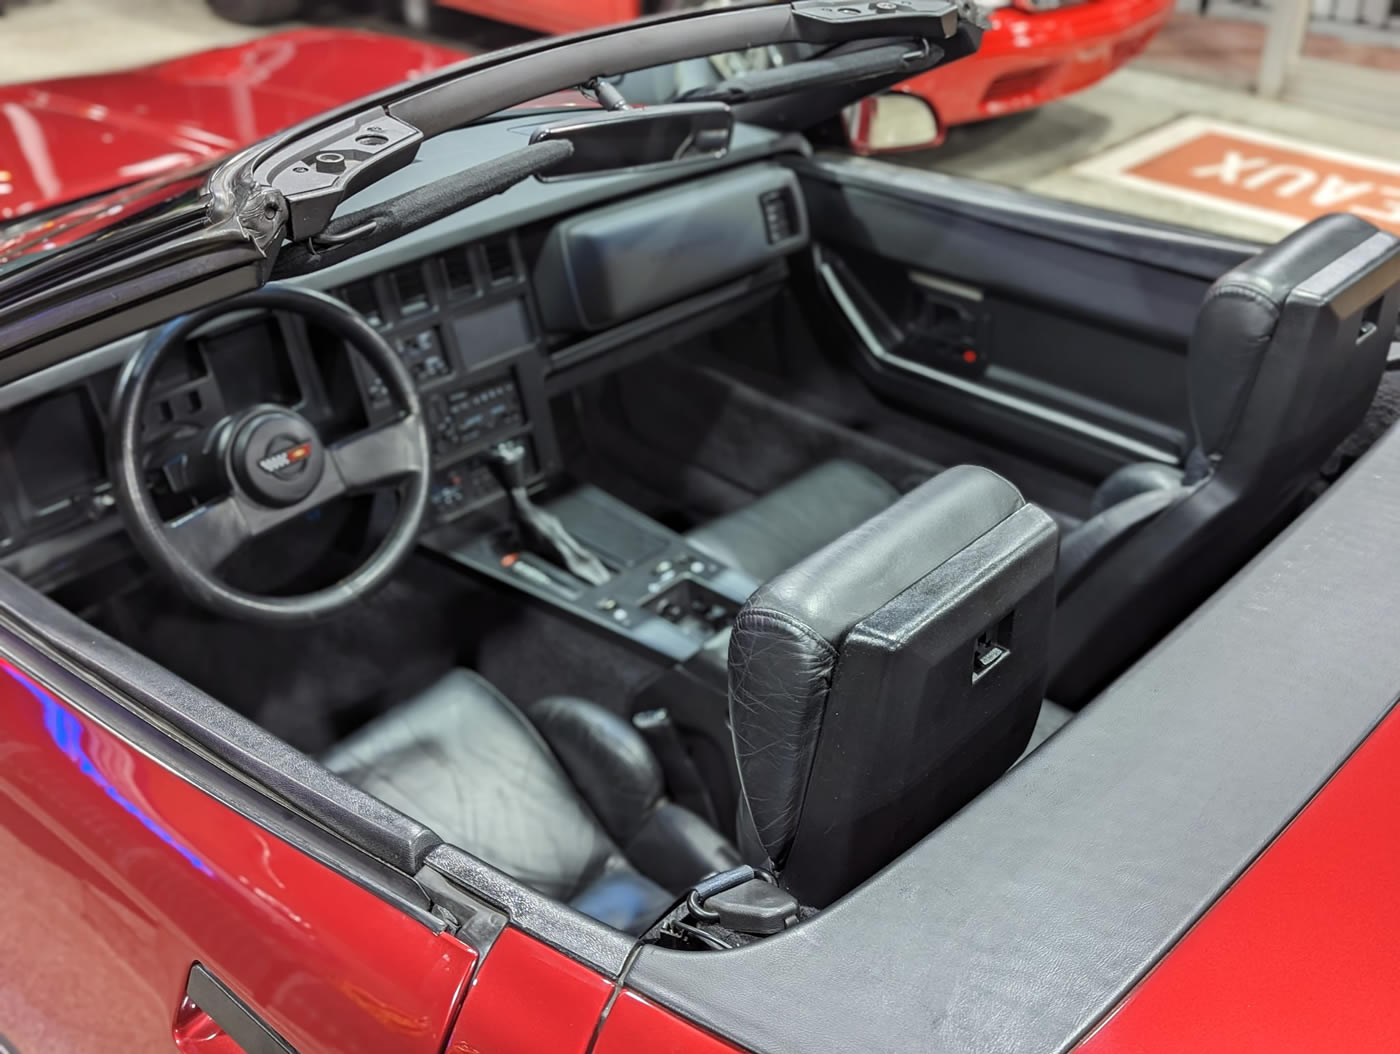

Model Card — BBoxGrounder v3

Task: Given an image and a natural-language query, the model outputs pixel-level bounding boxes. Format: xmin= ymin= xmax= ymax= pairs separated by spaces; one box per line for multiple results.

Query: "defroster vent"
xmin=391 ymin=263 xmax=431 ymax=316
xmin=442 ymin=248 xmax=477 ymax=296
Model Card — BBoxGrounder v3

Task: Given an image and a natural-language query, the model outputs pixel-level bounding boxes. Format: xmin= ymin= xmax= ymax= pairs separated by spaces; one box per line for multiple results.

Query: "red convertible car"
xmin=3 ymin=3 xmax=1400 ymax=1052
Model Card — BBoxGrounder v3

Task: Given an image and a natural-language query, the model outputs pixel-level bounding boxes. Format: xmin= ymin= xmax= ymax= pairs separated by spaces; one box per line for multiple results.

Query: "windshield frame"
xmin=0 ymin=0 xmax=972 ymax=373
xmin=217 ymin=0 xmax=968 ymax=242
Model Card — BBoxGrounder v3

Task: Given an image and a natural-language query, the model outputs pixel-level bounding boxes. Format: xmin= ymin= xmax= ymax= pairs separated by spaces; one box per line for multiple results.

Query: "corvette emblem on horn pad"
xmin=258 ymin=439 xmax=314 ymax=477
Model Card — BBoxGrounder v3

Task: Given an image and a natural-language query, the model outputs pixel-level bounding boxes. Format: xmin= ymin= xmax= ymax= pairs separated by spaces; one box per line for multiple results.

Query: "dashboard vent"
xmin=483 ymin=239 xmax=517 ymax=285
xmin=391 ymin=263 xmax=431 ymax=316
xmin=443 ymin=248 xmax=477 ymax=296
xmin=339 ymin=279 xmax=384 ymax=327
xmin=760 ymin=188 xmax=799 ymax=244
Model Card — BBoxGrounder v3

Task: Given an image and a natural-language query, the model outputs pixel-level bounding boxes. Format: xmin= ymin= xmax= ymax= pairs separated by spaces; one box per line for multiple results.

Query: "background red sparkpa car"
xmin=0 ymin=28 xmax=467 ymax=220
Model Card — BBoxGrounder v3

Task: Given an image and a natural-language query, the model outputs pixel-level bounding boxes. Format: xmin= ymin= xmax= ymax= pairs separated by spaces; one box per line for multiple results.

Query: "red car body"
xmin=0 ymin=648 xmax=724 ymax=1051
xmin=0 ymin=29 xmax=467 ymax=220
xmin=6 ymin=635 xmax=1400 ymax=1052
xmin=429 ymin=0 xmax=1173 ymax=139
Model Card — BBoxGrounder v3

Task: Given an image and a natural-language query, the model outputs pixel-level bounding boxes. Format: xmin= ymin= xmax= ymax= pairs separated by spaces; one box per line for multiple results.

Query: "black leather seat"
xmin=728 ymin=466 xmax=1058 ymax=905
xmin=1052 ymin=214 xmax=1400 ymax=704
xmin=684 ymin=458 xmax=901 ymax=584
xmin=323 ymin=669 xmax=739 ymax=934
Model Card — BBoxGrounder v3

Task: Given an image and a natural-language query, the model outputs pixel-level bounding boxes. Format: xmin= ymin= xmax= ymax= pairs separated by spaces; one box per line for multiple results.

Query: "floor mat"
xmin=96 ymin=557 xmax=480 ymax=754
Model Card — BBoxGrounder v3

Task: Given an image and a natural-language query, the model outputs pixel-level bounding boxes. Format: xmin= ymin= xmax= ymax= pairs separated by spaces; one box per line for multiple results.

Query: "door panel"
xmin=445 ymin=928 xmax=612 ymax=1054
xmin=798 ymin=155 xmax=1261 ymax=481
xmin=594 ymin=992 xmax=744 ymax=1053
xmin=0 ymin=648 xmax=475 ymax=1054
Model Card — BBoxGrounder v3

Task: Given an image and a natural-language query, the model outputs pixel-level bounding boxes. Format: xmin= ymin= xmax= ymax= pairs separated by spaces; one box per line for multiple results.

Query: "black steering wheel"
xmin=109 ymin=284 xmax=431 ymax=624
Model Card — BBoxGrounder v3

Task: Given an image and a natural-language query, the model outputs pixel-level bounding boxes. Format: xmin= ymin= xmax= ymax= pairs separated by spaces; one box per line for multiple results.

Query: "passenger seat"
xmin=684 ymin=459 xmax=902 ymax=584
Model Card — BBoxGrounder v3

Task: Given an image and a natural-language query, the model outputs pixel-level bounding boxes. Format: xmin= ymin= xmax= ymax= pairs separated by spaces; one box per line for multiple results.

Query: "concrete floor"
xmin=0 ymin=0 xmax=268 ymax=82
xmin=916 ymin=65 xmax=1400 ymax=242
xmin=4 ymin=0 xmax=1400 ymax=243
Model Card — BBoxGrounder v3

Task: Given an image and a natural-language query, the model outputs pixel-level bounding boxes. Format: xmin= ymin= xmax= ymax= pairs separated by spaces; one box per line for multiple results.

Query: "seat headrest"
xmin=1189 ymin=214 xmax=1400 ymax=474
xmin=728 ymin=466 xmax=1058 ymax=905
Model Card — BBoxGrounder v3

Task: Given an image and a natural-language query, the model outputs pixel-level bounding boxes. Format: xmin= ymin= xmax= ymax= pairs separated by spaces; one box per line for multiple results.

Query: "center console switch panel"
xmin=532 ymin=164 xmax=809 ymax=333
xmin=642 ymin=577 xmax=738 ymax=639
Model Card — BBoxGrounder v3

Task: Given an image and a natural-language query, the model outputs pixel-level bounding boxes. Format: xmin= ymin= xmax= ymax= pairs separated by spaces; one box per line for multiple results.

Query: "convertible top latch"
xmin=649 ymin=866 xmax=801 ymax=950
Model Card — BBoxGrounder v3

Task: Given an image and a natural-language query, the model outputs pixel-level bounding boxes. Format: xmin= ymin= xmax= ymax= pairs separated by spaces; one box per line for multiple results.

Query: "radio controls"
xmin=427 ymin=376 xmax=523 ymax=458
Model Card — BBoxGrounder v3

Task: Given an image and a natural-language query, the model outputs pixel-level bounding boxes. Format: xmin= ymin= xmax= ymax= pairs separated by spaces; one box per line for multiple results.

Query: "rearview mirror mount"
xmin=530 ymin=103 xmax=734 ymax=180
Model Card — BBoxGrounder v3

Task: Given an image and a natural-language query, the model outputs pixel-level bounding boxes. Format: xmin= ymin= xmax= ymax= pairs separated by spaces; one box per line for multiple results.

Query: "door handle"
xmin=173 ymin=964 xmax=297 ymax=1054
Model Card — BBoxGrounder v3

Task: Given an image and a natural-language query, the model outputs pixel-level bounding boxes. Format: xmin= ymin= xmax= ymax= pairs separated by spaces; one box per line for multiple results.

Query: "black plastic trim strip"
xmin=186 ymin=964 xmax=297 ymax=1054
xmin=424 ymin=843 xmax=635 ymax=978
xmin=0 ymin=569 xmax=443 ymax=924
xmin=626 ymin=415 xmax=1400 ymax=1053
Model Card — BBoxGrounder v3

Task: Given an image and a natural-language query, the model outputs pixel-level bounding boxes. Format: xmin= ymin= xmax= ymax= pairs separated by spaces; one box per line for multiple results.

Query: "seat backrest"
xmin=727 ymin=466 xmax=1058 ymax=906
xmin=1052 ymin=214 xmax=1400 ymax=704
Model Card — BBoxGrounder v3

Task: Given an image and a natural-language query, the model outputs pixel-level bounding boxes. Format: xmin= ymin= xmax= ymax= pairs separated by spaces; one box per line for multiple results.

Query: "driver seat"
xmin=322 ymin=670 xmax=739 ymax=934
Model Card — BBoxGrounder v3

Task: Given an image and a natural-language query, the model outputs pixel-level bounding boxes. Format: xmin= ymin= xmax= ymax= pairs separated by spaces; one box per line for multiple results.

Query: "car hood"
xmin=0 ymin=28 xmax=470 ymax=220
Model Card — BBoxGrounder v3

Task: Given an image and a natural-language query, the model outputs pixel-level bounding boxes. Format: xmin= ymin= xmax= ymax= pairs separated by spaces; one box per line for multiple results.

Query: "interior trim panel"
xmin=818 ymin=254 xmax=1181 ymax=465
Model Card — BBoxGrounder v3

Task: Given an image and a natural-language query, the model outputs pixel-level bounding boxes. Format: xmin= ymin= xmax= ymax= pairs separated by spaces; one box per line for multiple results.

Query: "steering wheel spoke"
xmin=167 ymin=495 xmax=257 ymax=572
xmin=167 ymin=465 xmax=352 ymax=571
xmin=329 ymin=415 xmax=428 ymax=493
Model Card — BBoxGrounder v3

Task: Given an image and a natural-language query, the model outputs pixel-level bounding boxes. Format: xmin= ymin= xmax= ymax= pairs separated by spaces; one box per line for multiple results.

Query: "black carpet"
xmin=94 ymin=554 xmax=667 ymax=755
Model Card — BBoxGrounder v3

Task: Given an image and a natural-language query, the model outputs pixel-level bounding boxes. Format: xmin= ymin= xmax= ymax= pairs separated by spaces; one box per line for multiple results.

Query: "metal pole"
xmin=1258 ymin=0 xmax=1311 ymax=98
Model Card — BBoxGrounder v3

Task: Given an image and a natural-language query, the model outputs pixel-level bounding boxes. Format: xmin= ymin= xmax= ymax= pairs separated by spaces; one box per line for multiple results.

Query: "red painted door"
xmin=433 ymin=0 xmax=642 ymax=36
xmin=0 ymin=645 xmax=476 ymax=1054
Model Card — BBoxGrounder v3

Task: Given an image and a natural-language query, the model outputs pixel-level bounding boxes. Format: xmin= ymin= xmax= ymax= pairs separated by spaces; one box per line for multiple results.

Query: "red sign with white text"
xmin=1076 ymin=118 xmax=1400 ymax=235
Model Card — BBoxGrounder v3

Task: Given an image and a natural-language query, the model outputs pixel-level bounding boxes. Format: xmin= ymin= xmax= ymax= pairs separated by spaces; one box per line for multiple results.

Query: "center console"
xmin=421 ymin=478 xmax=754 ymax=825
xmin=423 ymin=484 xmax=759 ymax=663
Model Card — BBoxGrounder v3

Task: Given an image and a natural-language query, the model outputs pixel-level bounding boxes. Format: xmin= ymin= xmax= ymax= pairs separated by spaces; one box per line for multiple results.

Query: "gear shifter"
xmin=487 ymin=439 xmax=612 ymax=586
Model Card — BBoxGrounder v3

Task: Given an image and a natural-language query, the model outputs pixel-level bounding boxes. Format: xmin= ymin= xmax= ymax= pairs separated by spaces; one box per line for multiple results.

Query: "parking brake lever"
xmin=487 ymin=440 xmax=612 ymax=587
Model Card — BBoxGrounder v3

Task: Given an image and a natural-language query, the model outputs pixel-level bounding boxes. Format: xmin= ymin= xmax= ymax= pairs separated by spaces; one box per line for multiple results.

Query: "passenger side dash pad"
xmin=532 ymin=165 xmax=809 ymax=333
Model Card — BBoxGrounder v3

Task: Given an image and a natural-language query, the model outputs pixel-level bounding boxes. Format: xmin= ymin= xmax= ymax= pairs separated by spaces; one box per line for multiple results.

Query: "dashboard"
xmin=0 ymin=231 xmax=556 ymax=572
xmin=0 ymin=117 xmax=811 ymax=590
